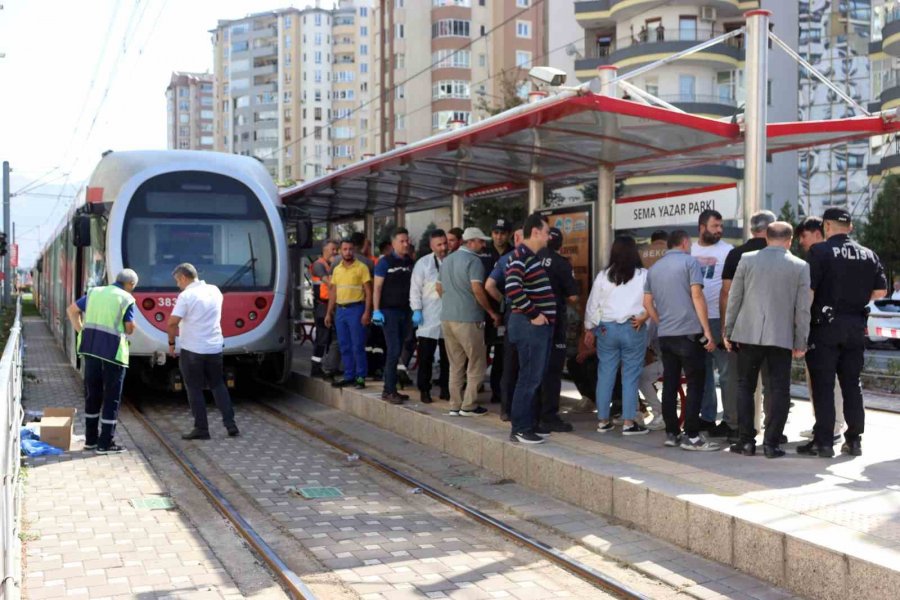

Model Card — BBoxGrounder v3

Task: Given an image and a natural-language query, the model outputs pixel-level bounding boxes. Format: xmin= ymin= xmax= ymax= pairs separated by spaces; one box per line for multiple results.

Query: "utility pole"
xmin=2 ymin=161 xmax=9 ymax=306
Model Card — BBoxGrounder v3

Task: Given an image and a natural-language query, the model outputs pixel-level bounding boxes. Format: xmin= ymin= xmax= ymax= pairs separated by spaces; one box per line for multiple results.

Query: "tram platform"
xmin=18 ymin=318 xmax=285 ymax=600
xmin=291 ymin=343 xmax=900 ymax=600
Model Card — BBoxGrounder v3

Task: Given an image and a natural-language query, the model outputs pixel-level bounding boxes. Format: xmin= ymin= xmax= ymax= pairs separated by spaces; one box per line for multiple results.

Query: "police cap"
xmin=822 ymin=208 xmax=851 ymax=224
xmin=548 ymin=227 xmax=563 ymax=251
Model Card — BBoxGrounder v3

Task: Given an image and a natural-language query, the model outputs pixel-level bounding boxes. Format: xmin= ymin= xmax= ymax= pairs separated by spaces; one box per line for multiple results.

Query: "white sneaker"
xmin=645 ymin=415 xmax=666 ymax=431
xmin=799 ymin=429 xmax=814 ymax=439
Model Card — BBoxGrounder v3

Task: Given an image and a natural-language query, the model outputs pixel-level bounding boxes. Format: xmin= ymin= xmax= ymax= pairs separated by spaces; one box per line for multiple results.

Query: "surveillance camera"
xmin=528 ymin=66 xmax=567 ymax=87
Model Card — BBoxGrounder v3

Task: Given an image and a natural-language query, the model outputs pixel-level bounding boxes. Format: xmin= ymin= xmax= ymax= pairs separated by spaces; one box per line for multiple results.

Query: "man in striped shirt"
xmin=504 ymin=213 xmax=555 ymax=444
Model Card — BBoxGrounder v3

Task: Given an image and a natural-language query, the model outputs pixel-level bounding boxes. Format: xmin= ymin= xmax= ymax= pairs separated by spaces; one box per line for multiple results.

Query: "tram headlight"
xmin=154 ymin=312 xmax=164 ymax=322
xmin=142 ymin=298 xmax=156 ymax=310
xmin=235 ymin=319 xmax=245 ymax=328
xmin=248 ymin=311 xmax=257 ymax=321
xmin=254 ymin=297 xmax=268 ymax=309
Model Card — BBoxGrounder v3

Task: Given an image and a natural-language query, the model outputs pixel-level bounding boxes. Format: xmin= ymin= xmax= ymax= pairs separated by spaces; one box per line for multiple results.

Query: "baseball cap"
xmin=548 ymin=227 xmax=563 ymax=251
xmin=491 ymin=218 xmax=512 ymax=232
xmin=822 ymin=208 xmax=851 ymax=224
xmin=462 ymin=227 xmax=491 ymax=241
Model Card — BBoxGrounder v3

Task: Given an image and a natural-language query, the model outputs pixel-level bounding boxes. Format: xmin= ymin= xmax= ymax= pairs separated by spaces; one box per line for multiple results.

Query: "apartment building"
xmin=799 ymin=0 xmax=872 ymax=218
xmin=211 ymin=1 xmax=374 ymax=184
xmin=572 ymin=0 xmax=799 ymax=213
xmin=165 ymin=72 xmax=215 ymax=151
xmin=372 ymin=0 xmax=547 ymax=153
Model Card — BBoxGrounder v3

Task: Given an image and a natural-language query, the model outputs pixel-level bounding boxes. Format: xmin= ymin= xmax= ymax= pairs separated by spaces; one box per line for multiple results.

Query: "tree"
xmin=417 ymin=222 xmax=439 ymax=257
xmin=861 ymin=174 xmax=900 ymax=281
xmin=778 ymin=200 xmax=800 ymax=254
xmin=474 ymin=71 xmax=526 ymax=117
xmin=466 ymin=196 xmax=527 ymax=232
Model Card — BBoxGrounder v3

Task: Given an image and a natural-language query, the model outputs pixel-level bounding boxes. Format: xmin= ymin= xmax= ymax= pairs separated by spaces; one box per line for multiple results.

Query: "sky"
xmin=0 ymin=0 xmax=321 ymax=268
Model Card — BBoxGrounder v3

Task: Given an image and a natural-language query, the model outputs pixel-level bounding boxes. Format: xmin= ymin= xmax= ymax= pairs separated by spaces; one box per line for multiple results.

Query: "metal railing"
xmin=586 ymin=28 xmax=744 ymax=59
xmin=0 ymin=297 xmax=24 ymax=600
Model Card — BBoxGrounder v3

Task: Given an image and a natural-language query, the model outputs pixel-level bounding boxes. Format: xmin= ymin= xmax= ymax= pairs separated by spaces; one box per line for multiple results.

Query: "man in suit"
xmin=723 ymin=222 xmax=811 ymax=458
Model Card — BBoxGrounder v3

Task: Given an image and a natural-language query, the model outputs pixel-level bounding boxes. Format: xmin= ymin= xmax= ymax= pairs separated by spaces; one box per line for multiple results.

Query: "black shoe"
xmin=226 ymin=426 xmax=240 ymax=437
xmin=95 ymin=443 xmax=127 ymax=454
xmin=777 ymin=434 xmax=788 ymax=445
xmin=510 ymin=431 xmax=545 ymax=444
xmin=729 ymin=441 xmax=756 ymax=456
xmin=796 ymin=441 xmax=835 ymax=458
xmin=763 ymin=445 xmax=785 ymax=459
xmin=698 ymin=419 xmax=717 ymax=432
xmin=841 ymin=439 xmax=862 ymax=456
xmin=459 ymin=406 xmax=488 ymax=417
xmin=439 ymin=389 xmax=450 ymax=401
xmin=622 ymin=423 xmax=649 ymax=436
xmin=500 ymin=411 xmax=510 ymax=422
xmin=382 ymin=392 xmax=406 ymax=405
xmin=332 ymin=378 xmax=354 ymax=388
xmin=354 ymin=377 xmax=366 ymax=389
xmin=321 ymin=371 xmax=336 ymax=382
xmin=182 ymin=430 xmax=211 ymax=440
xmin=420 ymin=392 xmax=433 ymax=404
xmin=540 ymin=420 xmax=574 ymax=433
xmin=534 ymin=424 xmax=553 ymax=438
xmin=707 ymin=422 xmax=734 ymax=438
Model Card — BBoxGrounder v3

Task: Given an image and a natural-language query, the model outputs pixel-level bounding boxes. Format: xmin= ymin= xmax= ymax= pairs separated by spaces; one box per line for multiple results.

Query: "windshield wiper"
xmin=221 ymin=233 xmax=257 ymax=289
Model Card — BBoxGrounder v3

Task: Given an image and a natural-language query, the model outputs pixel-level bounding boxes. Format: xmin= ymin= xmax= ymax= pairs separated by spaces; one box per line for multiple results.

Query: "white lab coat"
xmin=410 ymin=253 xmax=443 ymax=339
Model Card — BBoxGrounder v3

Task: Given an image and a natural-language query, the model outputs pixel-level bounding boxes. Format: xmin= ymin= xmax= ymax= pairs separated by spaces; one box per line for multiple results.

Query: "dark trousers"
xmin=500 ymin=324 xmax=519 ymax=416
xmin=83 ymin=356 xmax=126 ymax=448
xmin=486 ymin=322 xmax=504 ymax=401
xmin=736 ymin=344 xmax=792 ymax=445
xmin=382 ymin=308 xmax=411 ymax=394
xmin=416 ymin=337 xmax=449 ymax=394
xmin=536 ymin=320 xmax=567 ymax=425
xmin=312 ymin=303 xmax=332 ymax=370
xmin=806 ymin=317 xmax=866 ymax=446
xmin=179 ymin=349 xmax=236 ymax=434
xmin=336 ymin=303 xmax=367 ymax=379
xmin=508 ymin=313 xmax=552 ymax=433
xmin=659 ymin=336 xmax=707 ymax=437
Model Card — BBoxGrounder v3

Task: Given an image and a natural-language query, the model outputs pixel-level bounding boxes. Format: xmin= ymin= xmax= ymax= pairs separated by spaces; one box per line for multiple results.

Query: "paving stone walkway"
xmin=20 ymin=318 xmax=247 ymax=600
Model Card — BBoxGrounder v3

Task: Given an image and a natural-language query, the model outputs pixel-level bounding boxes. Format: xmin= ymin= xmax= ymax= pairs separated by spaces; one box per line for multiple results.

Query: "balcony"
xmin=881 ymin=71 xmax=900 ymax=111
xmin=873 ymin=153 xmax=900 ymax=178
xmin=658 ymin=94 xmax=740 ymax=118
xmin=624 ymin=164 xmax=743 ymax=188
xmin=884 ymin=9 xmax=900 ymax=57
xmin=575 ymin=29 xmax=745 ymax=80
xmin=574 ymin=0 xmax=755 ymax=29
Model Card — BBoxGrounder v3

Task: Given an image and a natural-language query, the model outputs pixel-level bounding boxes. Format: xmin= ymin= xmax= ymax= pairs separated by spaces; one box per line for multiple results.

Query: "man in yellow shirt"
xmin=325 ymin=239 xmax=373 ymax=388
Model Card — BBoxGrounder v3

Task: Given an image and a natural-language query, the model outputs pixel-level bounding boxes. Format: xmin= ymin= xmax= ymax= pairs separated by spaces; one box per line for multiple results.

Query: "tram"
xmin=35 ymin=150 xmax=302 ymax=388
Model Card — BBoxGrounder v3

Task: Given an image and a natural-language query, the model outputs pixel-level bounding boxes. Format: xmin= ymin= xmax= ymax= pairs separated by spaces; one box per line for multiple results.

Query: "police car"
xmin=866 ymin=299 xmax=900 ymax=348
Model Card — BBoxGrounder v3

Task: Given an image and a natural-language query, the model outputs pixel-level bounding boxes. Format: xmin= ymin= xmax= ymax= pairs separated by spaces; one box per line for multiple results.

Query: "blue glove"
xmin=372 ymin=309 xmax=385 ymax=326
xmin=412 ymin=310 xmax=423 ymax=327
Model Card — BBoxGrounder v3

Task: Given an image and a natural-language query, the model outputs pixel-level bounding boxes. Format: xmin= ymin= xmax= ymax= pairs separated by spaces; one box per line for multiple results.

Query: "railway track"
xmin=127 ymin=392 xmax=655 ymax=600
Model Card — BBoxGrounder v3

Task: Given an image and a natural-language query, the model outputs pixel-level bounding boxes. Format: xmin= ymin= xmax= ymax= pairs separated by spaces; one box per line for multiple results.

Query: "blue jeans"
xmin=508 ymin=313 xmax=552 ymax=433
xmin=595 ymin=321 xmax=648 ymax=421
xmin=83 ymin=356 xmax=126 ymax=448
xmin=335 ymin=302 xmax=367 ymax=380
xmin=382 ymin=308 xmax=411 ymax=394
xmin=701 ymin=318 xmax=730 ymax=422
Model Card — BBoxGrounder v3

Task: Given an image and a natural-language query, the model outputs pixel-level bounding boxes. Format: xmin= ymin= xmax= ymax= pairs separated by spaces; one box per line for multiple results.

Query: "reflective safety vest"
xmin=309 ymin=257 xmax=331 ymax=302
xmin=78 ymin=284 xmax=135 ymax=367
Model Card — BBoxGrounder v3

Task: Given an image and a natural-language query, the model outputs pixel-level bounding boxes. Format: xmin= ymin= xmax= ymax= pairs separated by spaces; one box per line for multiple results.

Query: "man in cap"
xmin=799 ymin=208 xmax=886 ymax=458
xmin=438 ymin=227 xmax=501 ymax=417
xmin=535 ymin=227 xmax=579 ymax=432
xmin=66 ymin=269 xmax=139 ymax=454
xmin=482 ymin=219 xmax=514 ymax=404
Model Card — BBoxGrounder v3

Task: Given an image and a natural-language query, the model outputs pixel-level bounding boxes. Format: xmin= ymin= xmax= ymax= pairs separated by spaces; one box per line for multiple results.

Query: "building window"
xmin=516 ymin=20 xmax=531 ymax=38
xmin=433 ymin=0 xmax=471 ymax=5
xmin=178 ymin=139 xmax=190 ymax=149
xmin=432 ymin=80 xmax=470 ymax=99
xmin=284 ymin=15 xmax=291 ymax=27
xmin=284 ymin=34 xmax=292 ymax=49
xmin=314 ymin=13 xmax=322 ymax=26
xmin=395 ymin=24 xmax=405 ymax=39
xmin=679 ymin=16 xmax=698 ymax=41
xmin=395 ymin=84 xmax=405 ymax=99
xmin=360 ymin=26 xmax=368 ymax=36
xmin=515 ymin=51 xmax=531 ymax=68
xmin=394 ymin=53 xmax=405 ymax=68
xmin=314 ymin=107 xmax=322 ymax=120
xmin=315 ymin=89 xmax=322 ymax=102
xmin=433 ymin=49 xmax=471 ymax=68
xmin=644 ymin=77 xmax=659 ymax=97
xmin=478 ymin=54 xmax=486 ymax=67
xmin=314 ymin=51 xmax=322 ymax=64
xmin=432 ymin=19 xmax=470 ymax=38
xmin=432 ymin=111 xmax=470 ymax=130
xmin=178 ymin=88 xmax=188 ymax=97
xmin=678 ymin=74 xmax=696 ymax=101
xmin=179 ymin=114 xmax=190 ymax=123
xmin=361 ymin=44 xmax=369 ymax=55
xmin=179 ymin=101 xmax=189 ymax=110
xmin=360 ymin=62 xmax=368 ymax=73
xmin=360 ymin=7 xmax=368 ymax=16
xmin=516 ymin=0 xmax=529 ymax=6
xmin=315 ymin=70 xmax=322 ymax=82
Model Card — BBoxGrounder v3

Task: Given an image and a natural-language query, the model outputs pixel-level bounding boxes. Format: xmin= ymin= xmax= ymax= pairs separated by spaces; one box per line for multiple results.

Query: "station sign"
xmin=615 ymin=184 xmax=740 ymax=229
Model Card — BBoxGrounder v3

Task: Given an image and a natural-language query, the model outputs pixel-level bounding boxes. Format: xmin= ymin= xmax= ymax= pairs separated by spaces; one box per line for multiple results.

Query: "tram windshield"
xmin=123 ymin=171 xmax=275 ymax=291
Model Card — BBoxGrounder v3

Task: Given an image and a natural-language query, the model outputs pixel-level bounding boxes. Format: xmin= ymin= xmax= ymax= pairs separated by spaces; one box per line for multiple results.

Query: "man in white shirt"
xmin=166 ymin=263 xmax=238 ymax=440
xmin=410 ymin=229 xmax=450 ymax=404
xmin=892 ymin=279 xmax=900 ymax=300
xmin=691 ymin=209 xmax=734 ymax=435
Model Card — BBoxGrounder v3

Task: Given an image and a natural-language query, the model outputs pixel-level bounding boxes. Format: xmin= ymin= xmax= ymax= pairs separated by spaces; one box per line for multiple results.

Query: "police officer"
xmin=310 ymin=240 xmax=337 ymax=378
xmin=482 ymin=219 xmax=514 ymax=403
xmin=799 ymin=208 xmax=887 ymax=458
xmin=66 ymin=269 xmax=139 ymax=454
xmin=536 ymin=227 xmax=579 ymax=432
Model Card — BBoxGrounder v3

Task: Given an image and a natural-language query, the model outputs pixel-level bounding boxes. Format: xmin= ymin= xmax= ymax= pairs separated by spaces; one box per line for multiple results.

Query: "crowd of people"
xmin=309 ymin=206 xmax=886 ymax=457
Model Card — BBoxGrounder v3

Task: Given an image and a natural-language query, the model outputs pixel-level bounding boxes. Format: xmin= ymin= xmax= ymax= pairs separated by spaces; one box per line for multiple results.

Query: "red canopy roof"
xmin=281 ymin=92 xmax=899 ymax=222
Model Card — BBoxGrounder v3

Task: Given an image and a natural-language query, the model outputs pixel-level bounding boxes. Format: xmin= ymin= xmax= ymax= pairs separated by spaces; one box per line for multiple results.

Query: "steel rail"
xmin=253 ymin=398 xmax=651 ymax=600
xmin=126 ymin=401 xmax=318 ymax=600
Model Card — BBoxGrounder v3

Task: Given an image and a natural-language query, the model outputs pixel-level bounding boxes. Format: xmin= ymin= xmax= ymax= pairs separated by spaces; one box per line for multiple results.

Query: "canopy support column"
xmin=743 ymin=9 xmax=771 ymax=239
xmin=451 ymin=193 xmax=464 ymax=228
xmin=327 ymin=222 xmax=338 ymax=241
xmin=394 ymin=206 xmax=406 ymax=228
xmin=595 ymin=165 xmax=615 ymax=272
xmin=364 ymin=213 xmax=376 ymax=244
xmin=528 ymin=178 xmax=543 ymax=214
